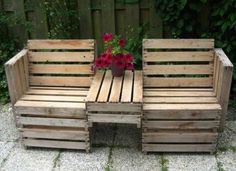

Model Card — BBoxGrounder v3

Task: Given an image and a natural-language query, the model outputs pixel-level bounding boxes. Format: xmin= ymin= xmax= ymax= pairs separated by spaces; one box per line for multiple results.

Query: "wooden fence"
xmin=1 ymin=0 xmax=163 ymax=50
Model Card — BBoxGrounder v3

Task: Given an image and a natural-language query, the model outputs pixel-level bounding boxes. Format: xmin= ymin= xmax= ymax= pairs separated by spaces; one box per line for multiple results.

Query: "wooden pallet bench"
xmin=86 ymin=70 xmax=143 ymax=127
xmin=142 ymin=39 xmax=233 ymax=153
xmin=5 ymin=39 xmax=96 ymax=152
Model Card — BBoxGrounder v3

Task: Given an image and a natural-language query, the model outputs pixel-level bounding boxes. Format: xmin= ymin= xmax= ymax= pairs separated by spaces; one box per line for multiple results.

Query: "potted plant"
xmin=92 ymin=33 xmax=134 ymax=77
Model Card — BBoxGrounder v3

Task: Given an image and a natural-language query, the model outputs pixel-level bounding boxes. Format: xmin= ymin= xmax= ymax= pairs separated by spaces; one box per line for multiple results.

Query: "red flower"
xmin=124 ymin=54 xmax=133 ymax=63
xmin=118 ymin=38 xmax=125 ymax=48
xmin=95 ymin=58 xmax=103 ymax=68
xmin=115 ymin=60 xmax=126 ymax=69
xmin=102 ymin=33 xmax=113 ymax=42
xmin=106 ymin=46 xmax=113 ymax=54
xmin=126 ymin=63 xmax=134 ymax=70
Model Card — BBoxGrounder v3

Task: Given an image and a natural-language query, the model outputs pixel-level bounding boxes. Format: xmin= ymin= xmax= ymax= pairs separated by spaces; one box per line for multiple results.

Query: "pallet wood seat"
xmin=142 ymin=39 xmax=233 ymax=153
xmin=5 ymin=40 xmax=96 ymax=152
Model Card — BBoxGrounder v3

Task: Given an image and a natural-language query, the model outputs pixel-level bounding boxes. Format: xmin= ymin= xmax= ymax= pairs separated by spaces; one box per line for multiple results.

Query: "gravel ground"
xmin=0 ymin=104 xmax=236 ymax=171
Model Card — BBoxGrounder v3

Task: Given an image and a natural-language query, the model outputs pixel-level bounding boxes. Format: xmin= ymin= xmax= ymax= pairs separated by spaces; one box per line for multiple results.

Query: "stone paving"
xmin=0 ymin=104 xmax=236 ymax=171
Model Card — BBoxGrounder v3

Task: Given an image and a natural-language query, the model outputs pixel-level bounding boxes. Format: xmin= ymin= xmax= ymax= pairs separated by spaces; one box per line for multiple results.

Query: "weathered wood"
xmin=109 ymin=75 xmax=123 ymax=102
xmin=21 ymin=95 xmax=86 ymax=102
xmin=144 ymin=91 xmax=215 ymax=97
xmin=121 ymin=71 xmax=133 ymax=102
xmin=97 ymin=71 xmax=113 ymax=102
xmin=87 ymin=103 xmax=141 ymax=112
xmin=133 ymin=71 xmax=143 ymax=103
xmin=27 ymin=89 xmax=88 ymax=96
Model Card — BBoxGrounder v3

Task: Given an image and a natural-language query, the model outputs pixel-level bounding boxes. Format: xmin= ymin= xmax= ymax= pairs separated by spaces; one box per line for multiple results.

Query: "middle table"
xmin=86 ymin=70 xmax=142 ymax=128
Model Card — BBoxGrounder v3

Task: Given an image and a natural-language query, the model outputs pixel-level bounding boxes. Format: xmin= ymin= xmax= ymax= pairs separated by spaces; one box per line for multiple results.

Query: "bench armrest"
xmin=214 ymin=48 xmax=233 ymax=131
xmin=4 ymin=49 xmax=29 ymax=105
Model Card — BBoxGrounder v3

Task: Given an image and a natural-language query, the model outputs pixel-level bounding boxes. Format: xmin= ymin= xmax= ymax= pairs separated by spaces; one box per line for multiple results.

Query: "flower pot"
xmin=111 ymin=60 xmax=124 ymax=77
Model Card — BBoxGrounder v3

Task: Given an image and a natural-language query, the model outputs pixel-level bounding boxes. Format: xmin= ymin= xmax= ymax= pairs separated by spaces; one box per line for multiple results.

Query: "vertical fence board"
xmin=125 ymin=2 xmax=139 ymax=37
xmin=149 ymin=0 xmax=162 ymax=38
xmin=101 ymin=0 xmax=115 ymax=34
xmin=77 ymin=0 xmax=93 ymax=38
xmin=93 ymin=10 xmax=102 ymax=54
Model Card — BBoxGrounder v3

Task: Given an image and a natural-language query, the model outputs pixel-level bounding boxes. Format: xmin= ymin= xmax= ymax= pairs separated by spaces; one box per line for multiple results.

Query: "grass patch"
xmin=160 ymin=155 xmax=168 ymax=171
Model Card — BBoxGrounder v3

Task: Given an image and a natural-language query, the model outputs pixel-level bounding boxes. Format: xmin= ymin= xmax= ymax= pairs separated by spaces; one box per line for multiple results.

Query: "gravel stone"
xmin=165 ymin=154 xmax=218 ymax=171
xmin=54 ymin=147 xmax=109 ymax=171
xmin=0 ymin=104 xmax=19 ymax=141
xmin=0 ymin=141 xmax=15 ymax=166
xmin=217 ymin=149 xmax=236 ymax=171
xmin=226 ymin=121 xmax=236 ymax=133
xmin=218 ymin=127 xmax=236 ymax=148
xmin=1 ymin=143 xmax=59 ymax=171
xmin=111 ymin=148 xmax=161 ymax=171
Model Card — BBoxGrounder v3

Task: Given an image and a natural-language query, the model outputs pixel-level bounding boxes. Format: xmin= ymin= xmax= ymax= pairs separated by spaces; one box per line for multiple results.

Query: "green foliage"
xmin=155 ymin=0 xmax=236 ymax=95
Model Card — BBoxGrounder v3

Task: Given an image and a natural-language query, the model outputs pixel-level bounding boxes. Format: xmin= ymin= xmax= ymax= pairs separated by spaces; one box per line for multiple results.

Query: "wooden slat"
xmin=133 ymin=71 xmax=143 ymax=103
xmin=21 ymin=95 xmax=85 ymax=102
xmin=30 ymin=86 xmax=88 ymax=91
xmin=143 ymin=51 xmax=213 ymax=62
xmin=144 ymin=110 xmax=221 ymax=120
xmin=143 ymin=39 xmax=214 ymax=49
xmin=144 ymin=97 xmax=218 ymax=104
xmin=144 ymin=77 xmax=213 ymax=87
xmin=121 ymin=71 xmax=133 ymax=102
xmin=28 ymin=39 xmax=94 ymax=49
xmin=144 ymin=88 xmax=213 ymax=91
xmin=87 ymin=103 xmax=141 ymax=112
xmin=142 ymin=132 xmax=217 ymax=143
xmin=109 ymin=76 xmax=123 ymax=102
xmin=102 ymin=0 xmax=115 ymax=33
xmin=30 ymin=64 xmax=92 ymax=74
xmin=144 ymin=91 xmax=215 ymax=97
xmin=143 ymin=120 xmax=219 ymax=129
xmin=19 ymin=117 xmax=87 ymax=127
xmin=88 ymin=114 xmax=140 ymax=124
xmin=28 ymin=52 xmax=94 ymax=62
xmin=23 ymin=139 xmax=87 ymax=150
xmin=87 ymin=71 xmax=105 ymax=102
xmin=142 ymin=144 xmax=216 ymax=152
xmin=143 ymin=103 xmax=221 ymax=111
xmin=27 ymin=89 xmax=88 ymax=96
xmin=29 ymin=76 xmax=92 ymax=87
xmin=97 ymin=71 xmax=113 ymax=102
xmin=21 ymin=128 xmax=88 ymax=140
xmin=144 ymin=64 xmax=213 ymax=75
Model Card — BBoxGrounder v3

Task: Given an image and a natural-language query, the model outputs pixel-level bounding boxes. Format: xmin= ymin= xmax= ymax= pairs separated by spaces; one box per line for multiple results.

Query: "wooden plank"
xmin=133 ymin=71 xmax=143 ymax=103
xmin=28 ymin=52 xmax=94 ymax=62
xmin=144 ymin=110 xmax=221 ymax=120
xmin=144 ymin=64 xmax=213 ymax=75
xmin=143 ymin=103 xmax=221 ymax=111
xmin=97 ymin=71 xmax=113 ymax=102
xmin=27 ymin=89 xmax=88 ymax=96
xmin=77 ymin=0 xmax=93 ymax=38
xmin=144 ymin=97 xmax=218 ymax=104
xmin=125 ymin=2 xmax=139 ymax=37
xmin=93 ymin=10 xmax=103 ymax=54
xmin=27 ymin=40 xmax=94 ymax=49
xmin=87 ymin=71 xmax=105 ymax=102
xmin=121 ymin=71 xmax=133 ymax=102
xmin=143 ymin=39 xmax=214 ymax=49
xmin=149 ymin=0 xmax=162 ymax=38
xmin=144 ymin=91 xmax=215 ymax=97
xmin=21 ymin=95 xmax=85 ymax=102
xmin=19 ymin=117 xmax=87 ymax=127
xmin=101 ymin=0 xmax=115 ymax=33
xmin=30 ymin=87 xmax=89 ymax=91
xmin=29 ymin=76 xmax=92 ymax=87
xmin=144 ymin=77 xmax=213 ymax=87
xmin=23 ymin=53 xmax=29 ymax=89
xmin=142 ymin=144 xmax=216 ymax=152
xmin=143 ymin=120 xmax=219 ymax=129
xmin=109 ymin=76 xmax=123 ymax=102
xmin=142 ymin=132 xmax=217 ymax=143
xmin=87 ymin=103 xmax=141 ymax=112
xmin=17 ymin=58 xmax=27 ymax=92
xmin=143 ymin=51 xmax=213 ymax=62
xmin=5 ymin=49 xmax=28 ymax=65
xmin=23 ymin=139 xmax=88 ymax=150
xmin=88 ymin=114 xmax=140 ymax=124
xmin=144 ymin=88 xmax=213 ymax=92
xmin=21 ymin=128 xmax=88 ymax=140
xmin=30 ymin=64 xmax=92 ymax=74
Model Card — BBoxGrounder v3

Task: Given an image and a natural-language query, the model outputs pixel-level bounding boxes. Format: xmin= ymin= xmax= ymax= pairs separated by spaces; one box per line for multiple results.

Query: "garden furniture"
xmin=5 ymin=39 xmax=95 ymax=152
xmin=142 ymin=39 xmax=233 ymax=153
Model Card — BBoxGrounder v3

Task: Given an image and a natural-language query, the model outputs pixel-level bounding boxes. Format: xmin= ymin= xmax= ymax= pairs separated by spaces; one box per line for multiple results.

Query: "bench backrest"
xmin=143 ymin=39 xmax=215 ymax=88
xmin=28 ymin=39 xmax=95 ymax=88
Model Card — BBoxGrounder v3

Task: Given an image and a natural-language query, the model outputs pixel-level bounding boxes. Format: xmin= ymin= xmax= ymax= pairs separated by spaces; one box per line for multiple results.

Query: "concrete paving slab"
xmin=54 ymin=147 xmax=109 ymax=171
xmin=165 ymin=154 xmax=218 ymax=171
xmin=114 ymin=124 xmax=141 ymax=148
xmin=0 ymin=141 xmax=15 ymax=166
xmin=217 ymin=149 xmax=236 ymax=171
xmin=0 ymin=104 xmax=19 ymax=141
xmin=111 ymin=148 xmax=161 ymax=171
xmin=1 ymin=143 xmax=59 ymax=171
xmin=92 ymin=123 xmax=116 ymax=146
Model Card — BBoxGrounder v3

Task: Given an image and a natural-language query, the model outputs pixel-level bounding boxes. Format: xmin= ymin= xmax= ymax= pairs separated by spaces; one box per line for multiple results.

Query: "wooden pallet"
xmin=5 ymin=40 xmax=96 ymax=151
xmin=86 ymin=70 xmax=142 ymax=127
xmin=142 ymin=39 xmax=233 ymax=153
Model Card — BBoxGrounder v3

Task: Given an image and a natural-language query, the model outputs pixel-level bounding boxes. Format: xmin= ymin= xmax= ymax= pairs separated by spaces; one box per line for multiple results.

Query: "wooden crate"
xmin=86 ymin=70 xmax=142 ymax=127
xmin=142 ymin=39 xmax=233 ymax=153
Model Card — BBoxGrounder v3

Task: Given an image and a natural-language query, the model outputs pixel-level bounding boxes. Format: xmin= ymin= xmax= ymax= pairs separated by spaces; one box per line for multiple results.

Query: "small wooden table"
xmin=86 ymin=70 xmax=142 ymax=127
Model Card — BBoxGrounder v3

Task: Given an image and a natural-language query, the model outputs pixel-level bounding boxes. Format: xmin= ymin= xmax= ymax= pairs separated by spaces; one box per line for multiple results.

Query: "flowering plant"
xmin=92 ymin=33 xmax=134 ymax=71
